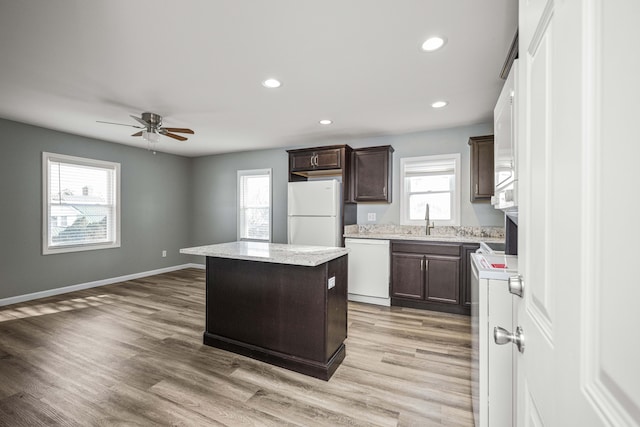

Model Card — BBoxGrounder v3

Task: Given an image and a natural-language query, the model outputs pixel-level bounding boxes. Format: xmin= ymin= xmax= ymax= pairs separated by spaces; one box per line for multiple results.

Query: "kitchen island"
xmin=180 ymin=241 xmax=349 ymax=380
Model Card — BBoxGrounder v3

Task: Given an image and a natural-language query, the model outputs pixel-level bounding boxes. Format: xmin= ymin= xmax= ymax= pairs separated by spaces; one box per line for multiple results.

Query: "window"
xmin=43 ymin=152 xmax=120 ymax=254
xmin=400 ymin=154 xmax=461 ymax=226
xmin=237 ymin=169 xmax=272 ymax=242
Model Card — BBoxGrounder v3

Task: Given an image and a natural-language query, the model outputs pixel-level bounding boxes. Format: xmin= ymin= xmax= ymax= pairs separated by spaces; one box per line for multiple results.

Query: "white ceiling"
xmin=0 ymin=1 xmax=517 ymax=157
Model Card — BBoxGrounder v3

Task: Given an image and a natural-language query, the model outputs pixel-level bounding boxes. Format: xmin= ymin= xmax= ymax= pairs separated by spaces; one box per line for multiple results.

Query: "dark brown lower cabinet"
xmin=391 ymin=241 xmax=476 ymax=315
xmin=424 ymin=256 xmax=460 ymax=304
xmin=390 ymin=253 xmax=424 ymax=299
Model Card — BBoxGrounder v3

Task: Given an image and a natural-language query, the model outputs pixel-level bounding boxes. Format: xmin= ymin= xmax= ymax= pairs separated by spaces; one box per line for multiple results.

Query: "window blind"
xmin=43 ymin=153 xmax=120 ymax=254
xmin=403 ymin=158 xmax=456 ymax=176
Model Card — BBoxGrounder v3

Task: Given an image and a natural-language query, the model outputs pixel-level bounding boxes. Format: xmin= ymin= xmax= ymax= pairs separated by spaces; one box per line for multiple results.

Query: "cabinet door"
xmin=290 ymin=148 xmax=342 ymax=172
xmin=290 ymin=151 xmax=315 ymax=171
xmin=391 ymin=253 xmax=424 ymax=299
xmin=314 ymin=148 xmax=342 ymax=169
xmin=352 ymin=146 xmax=393 ymax=202
xmin=461 ymin=244 xmax=480 ymax=308
xmin=425 ymin=256 xmax=460 ymax=304
xmin=469 ymin=135 xmax=495 ymax=202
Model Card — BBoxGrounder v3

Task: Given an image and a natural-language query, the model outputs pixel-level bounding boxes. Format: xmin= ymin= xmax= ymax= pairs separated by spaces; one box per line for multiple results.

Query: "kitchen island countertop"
xmin=180 ymin=241 xmax=348 ymax=267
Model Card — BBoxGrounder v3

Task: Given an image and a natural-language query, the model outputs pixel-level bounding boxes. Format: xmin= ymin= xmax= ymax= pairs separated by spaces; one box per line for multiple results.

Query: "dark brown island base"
xmin=180 ymin=241 xmax=349 ymax=381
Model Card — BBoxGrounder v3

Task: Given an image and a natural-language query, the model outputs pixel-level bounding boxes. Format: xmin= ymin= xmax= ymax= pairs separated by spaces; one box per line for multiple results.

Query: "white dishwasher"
xmin=344 ymin=238 xmax=390 ymax=306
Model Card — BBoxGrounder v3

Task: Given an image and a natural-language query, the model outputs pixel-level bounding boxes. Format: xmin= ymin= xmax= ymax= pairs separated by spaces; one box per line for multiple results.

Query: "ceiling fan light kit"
xmin=97 ymin=112 xmax=195 ymax=152
xmin=142 ymin=129 xmax=160 ymax=144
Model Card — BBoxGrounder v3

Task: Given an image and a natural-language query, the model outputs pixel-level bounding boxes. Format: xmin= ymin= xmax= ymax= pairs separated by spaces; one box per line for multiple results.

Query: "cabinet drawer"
xmin=391 ymin=241 xmax=461 ymax=257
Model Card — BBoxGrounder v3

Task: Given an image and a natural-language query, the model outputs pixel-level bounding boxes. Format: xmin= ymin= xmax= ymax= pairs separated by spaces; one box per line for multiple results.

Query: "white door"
xmin=516 ymin=0 xmax=640 ymax=425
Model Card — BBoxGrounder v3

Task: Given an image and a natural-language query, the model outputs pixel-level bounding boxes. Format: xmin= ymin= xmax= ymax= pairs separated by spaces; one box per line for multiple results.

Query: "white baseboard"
xmin=348 ymin=293 xmax=391 ymax=307
xmin=0 ymin=263 xmax=206 ymax=307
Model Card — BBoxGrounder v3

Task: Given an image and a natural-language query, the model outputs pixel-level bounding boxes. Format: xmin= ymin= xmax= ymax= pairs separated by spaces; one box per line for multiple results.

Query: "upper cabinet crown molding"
xmin=500 ymin=30 xmax=519 ymax=79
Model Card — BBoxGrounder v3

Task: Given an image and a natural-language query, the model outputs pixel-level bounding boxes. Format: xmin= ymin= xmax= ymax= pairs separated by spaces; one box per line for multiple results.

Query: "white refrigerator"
xmin=287 ymin=180 xmax=342 ymax=247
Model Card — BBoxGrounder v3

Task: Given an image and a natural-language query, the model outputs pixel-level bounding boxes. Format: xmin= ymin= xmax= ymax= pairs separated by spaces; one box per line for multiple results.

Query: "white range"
xmin=471 ymin=252 xmax=518 ymax=427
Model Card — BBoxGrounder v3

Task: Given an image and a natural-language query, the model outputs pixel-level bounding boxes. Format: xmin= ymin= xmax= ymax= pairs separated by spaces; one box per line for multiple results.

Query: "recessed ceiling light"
xmin=262 ymin=78 xmax=282 ymax=88
xmin=319 ymin=119 xmax=333 ymax=125
xmin=431 ymin=101 xmax=448 ymax=108
xmin=421 ymin=36 xmax=446 ymax=52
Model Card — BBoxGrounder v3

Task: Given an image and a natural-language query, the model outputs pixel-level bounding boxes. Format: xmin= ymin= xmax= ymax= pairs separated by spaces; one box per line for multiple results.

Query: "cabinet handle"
xmin=383 ymin=185 xmax=387 ymax=197
xmin=421 ymin=259 xmax=424 ymax=271
xmin=475 ymin=183 xmax=479 ymax=195
xmin=425 ymin=259 xmax=429 ymax=270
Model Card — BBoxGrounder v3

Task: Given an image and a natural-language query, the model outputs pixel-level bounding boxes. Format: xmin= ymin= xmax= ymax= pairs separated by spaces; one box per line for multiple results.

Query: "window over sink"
xmin=399 ymin=154 xmax=460 ymax=226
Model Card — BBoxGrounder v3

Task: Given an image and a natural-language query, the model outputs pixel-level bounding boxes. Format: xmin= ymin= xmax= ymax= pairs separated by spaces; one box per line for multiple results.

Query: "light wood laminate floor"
xmin=0 ymin=268 xmax=473 ymax=426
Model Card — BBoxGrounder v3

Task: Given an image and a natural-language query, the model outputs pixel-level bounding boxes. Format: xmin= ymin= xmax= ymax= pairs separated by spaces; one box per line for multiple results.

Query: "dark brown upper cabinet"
xmin=287 ymin=144 xmax=355 ymax=209
xmin=289 ymin=147 xmax=343 ymax=173
xmin=469 ymin=135 xmax=495 ymax=202
xmin=351 ymin=145 xmax=394 ymax=203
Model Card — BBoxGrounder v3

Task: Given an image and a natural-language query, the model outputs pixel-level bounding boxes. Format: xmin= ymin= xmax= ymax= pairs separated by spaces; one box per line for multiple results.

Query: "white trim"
xmin=0 ymin=263 xmax=204 ymax=307
xmin=42 ymin=152 xmax=121 ymax=255
xmin=399 ymin=153 xmax=461 ymax=226
xmin=348 ymin=294 xmax=391 ymax=307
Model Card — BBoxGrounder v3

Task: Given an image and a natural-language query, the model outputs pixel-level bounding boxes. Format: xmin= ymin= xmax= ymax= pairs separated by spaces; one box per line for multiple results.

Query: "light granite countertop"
xmin=343 ymin=232 xmax=503 ymax=243
xmin=343 ymin=224 xmax=505 ymax=244
xmin=180 ymin=241 xmax=348 ymax=267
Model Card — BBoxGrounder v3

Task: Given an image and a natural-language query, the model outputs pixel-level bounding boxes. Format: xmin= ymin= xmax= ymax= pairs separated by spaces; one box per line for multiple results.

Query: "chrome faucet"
xmin=425 ymin=204 xmax=435 ymax=235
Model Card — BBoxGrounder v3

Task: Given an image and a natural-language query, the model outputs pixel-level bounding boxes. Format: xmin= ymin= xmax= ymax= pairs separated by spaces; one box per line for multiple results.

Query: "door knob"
xmin=494 ymin=326 xmax=525 ymax=353
xmin=508 ymin=275 xmax=524 ymax=297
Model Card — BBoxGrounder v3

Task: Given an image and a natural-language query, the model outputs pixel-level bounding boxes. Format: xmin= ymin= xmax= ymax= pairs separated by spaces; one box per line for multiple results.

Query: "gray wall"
xmin=191 ymin=150 xmax=289 ymax=245
xmin=349 ymin=122 xmax=504 ymax=226
xmin=0 ymin=118 xmax=503 ymax=301
xmin=189 ymin=122 xmax=504 ymax=251
xmin=0 ymin=119 xmax=193 ymax=299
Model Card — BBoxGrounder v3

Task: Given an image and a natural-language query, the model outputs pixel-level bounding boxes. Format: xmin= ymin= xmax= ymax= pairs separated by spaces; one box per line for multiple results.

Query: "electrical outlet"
xmin=162 ymin=250 xmax=167 ymax=257
xmin=367 ymin=212 xmax=376 ymax=221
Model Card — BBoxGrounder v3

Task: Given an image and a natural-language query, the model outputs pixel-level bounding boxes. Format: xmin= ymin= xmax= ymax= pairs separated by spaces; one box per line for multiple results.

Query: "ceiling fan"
xmin=97 ymin=112 xmax=194 ymax=142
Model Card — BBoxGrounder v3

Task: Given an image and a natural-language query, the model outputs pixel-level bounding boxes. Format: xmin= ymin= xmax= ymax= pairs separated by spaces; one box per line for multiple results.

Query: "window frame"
xmin=399 ymin=153 xmax=461 ymax=226
xmin=42 ymin=152 xmax=121 ymax=255
xmin=236 ymin=168 xmax=272 ymax=242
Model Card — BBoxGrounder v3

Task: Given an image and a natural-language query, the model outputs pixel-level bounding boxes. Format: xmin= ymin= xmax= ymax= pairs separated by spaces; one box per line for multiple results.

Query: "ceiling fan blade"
xmin=96 ymin=120 xmax=143 ymax=129
xmin=161 ymin=131 xmax=188 ymax=142
xmin=129 ymin=115 xmax=149 ymax=127
xmin=162 ymin=127 xmax=194 ymax=134
xmin=131 ymin=131 xmax=143 ymax=137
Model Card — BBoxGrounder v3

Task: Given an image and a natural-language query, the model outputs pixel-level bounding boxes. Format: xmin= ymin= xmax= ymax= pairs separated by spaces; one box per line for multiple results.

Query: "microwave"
xmin=492 ymin=59 xmax=518 ymax=212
